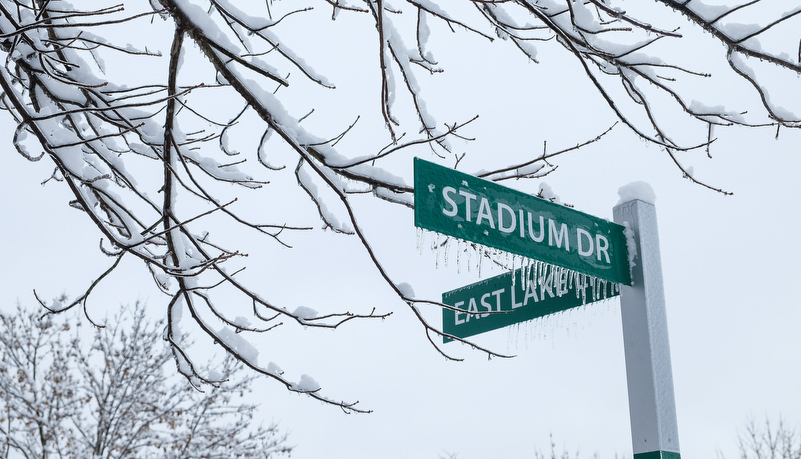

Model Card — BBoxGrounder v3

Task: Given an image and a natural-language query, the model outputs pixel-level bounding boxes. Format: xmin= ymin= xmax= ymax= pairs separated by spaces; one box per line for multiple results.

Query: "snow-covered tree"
xmin=0 ymin=0 xmax=798 ymax=408
xmin=0 ymin=304 xmax=291 ymax=458
xmin=736 ymin=417 xmax=801 ymax=459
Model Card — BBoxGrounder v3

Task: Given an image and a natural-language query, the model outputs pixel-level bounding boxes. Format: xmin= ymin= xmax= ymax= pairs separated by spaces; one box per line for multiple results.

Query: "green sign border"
xmin=414 ymin=158 xmax=632 ymax=285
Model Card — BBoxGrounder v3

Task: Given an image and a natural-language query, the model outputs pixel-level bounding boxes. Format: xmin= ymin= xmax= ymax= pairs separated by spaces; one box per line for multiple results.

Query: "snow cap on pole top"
xmin=617 ymin=181 xmax=656 ymax=206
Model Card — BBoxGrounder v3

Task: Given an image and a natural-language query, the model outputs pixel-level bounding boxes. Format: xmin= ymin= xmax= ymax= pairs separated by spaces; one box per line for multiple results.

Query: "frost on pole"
xmin=613 ymin=197 xmax=681 ymax=459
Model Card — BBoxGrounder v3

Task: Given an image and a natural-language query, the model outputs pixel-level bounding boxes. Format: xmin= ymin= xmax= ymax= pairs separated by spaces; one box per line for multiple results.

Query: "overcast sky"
xmin=1 ymin=2 xmax=800 ymax=459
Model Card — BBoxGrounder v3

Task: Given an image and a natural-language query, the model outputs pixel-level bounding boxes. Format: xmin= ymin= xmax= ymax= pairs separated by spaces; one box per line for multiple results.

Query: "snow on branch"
xmin=2 ymin=0 xmax=799 ymax=409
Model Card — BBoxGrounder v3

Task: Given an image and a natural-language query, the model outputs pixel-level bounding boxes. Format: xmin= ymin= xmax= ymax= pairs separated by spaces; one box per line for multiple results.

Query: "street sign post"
xmin=414 ymin=158 xmax=632 ymax=285
xmin=614 ymin=199 xmax=680 ymax=459
xmin=442 ymin=263 xmax=619 ymax=341
xmin=415 ymin=159 xmax=680 ymax=459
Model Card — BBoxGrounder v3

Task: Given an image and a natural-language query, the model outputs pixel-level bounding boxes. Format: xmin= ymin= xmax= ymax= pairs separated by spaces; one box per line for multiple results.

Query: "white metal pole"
xmin=613 ymin=199 xmax=680 ymax=459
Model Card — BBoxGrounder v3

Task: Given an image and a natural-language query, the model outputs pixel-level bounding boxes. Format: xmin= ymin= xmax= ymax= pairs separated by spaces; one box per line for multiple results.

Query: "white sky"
xmin=1 ymin=2 xmax=800 ymax=458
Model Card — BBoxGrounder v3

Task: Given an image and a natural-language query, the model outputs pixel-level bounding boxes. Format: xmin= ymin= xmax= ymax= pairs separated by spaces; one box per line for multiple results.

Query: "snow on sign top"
xmin=413 ymin=158 xmax=632 ymax=285
xmin=617 ymin=181 xmax=657 ymax=205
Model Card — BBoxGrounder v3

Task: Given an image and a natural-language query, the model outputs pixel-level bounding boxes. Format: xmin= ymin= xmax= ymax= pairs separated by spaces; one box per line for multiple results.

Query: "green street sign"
xmin=414 ymin=158 xmax=632 ymax=285
xmin=442 ymin=264 xmax=620 ymax=341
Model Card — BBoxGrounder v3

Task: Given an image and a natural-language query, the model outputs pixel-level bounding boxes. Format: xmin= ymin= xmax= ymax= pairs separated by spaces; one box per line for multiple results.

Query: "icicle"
xmin=511 ymin=254 xmax=519 ymax=289
xmin=572 ymin=271 xmax=578 ymax=301
xmin=525 ymin=258 xmax=536 ymax=288
xmin=529 ymin=259 xmax=536 ymax=291
xmin=595 ymin=277 xmax=602 ymax=301
xmin=573 ymin=271 xmax=580 ymax=300
xmin=477 ymin=245 xmax=484 ymax=277
xmin=536 ymin=261 xmax=543 ymax=290
xmin=554 ymin=266 xmax=563 ymax=297
xmin=443 ymin=237 xmax=451 ymax=268
xmin=462 ymin=240 xmax=468 ymax=273
xmin=527 ymin=261 xmax=532 ymax=292
xmin=537 ymin=262 xmax=545 ymax=291
xmin=574 ymin=273 xmax=584 ymax=304
xmin=581 ymin=274 xmax=588 ymax=304
xmin=586 ymin=276 xmax=592 ymax=302
xmin=522 ymin=260 xmax=529 ymax=292
xmin=416 ymin=227 xmax=425 ymax=254
xmin=456 ymin=239 xmax=462 ymax=274
xmin=567 ymin=269 xmax=576 ymax=289
xmin=433 ymin=233 xmax=442 ymax=269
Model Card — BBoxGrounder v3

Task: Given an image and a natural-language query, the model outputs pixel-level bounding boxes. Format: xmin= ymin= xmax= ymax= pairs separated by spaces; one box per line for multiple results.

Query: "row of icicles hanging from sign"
xmin=416 ymin=228 xmax=621 ymax=306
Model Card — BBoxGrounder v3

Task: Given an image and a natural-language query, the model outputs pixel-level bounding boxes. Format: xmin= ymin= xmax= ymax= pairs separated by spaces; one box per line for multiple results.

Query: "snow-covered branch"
xmin=1 ymin=0 xmax=798 ymax=408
